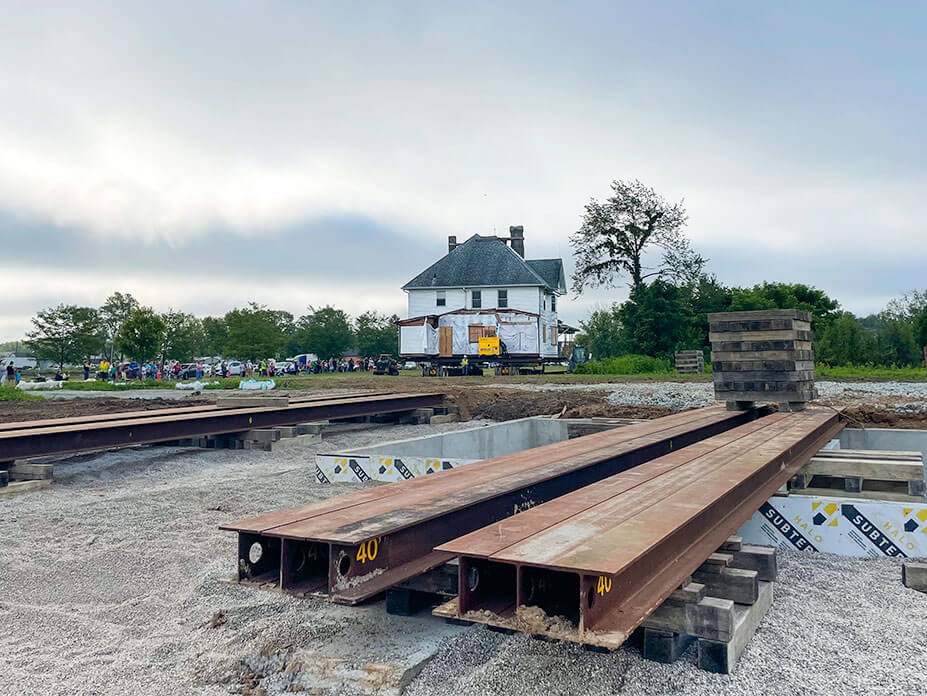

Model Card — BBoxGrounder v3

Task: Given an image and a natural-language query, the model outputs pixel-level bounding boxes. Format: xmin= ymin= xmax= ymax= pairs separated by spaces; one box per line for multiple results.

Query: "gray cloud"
xmin=1 ymin=1 xmax=925 ymax=338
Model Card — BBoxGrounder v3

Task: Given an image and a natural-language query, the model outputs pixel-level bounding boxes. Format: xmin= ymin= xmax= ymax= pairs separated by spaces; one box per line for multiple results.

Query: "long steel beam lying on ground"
xmin=0 ymin=392 xmax=442 ymax=460
xmin=0 ymin=391 xmax=392 ymax=432
xmin=221 ymin=406 xmax=767 ymax=604
xmin=434 ymin=408 xmax=842 ymax=648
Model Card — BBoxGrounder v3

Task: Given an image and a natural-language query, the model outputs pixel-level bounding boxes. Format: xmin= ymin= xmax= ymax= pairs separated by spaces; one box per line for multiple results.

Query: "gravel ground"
xmin=494 ymin=380 xmax=927 ymax=414
xmin=2 ymin=416 xmax=927 ymax=695
xmin=408 ymin=551 xmax=927 ymax=696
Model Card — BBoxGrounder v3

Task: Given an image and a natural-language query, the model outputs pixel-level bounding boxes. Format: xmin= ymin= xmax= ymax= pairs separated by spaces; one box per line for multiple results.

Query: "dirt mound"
xmin=0 ymin=396 xmax=209 ymax=423
xmin=447 ymin=387 xmax=674 ymax=422
xmin=839 ymin=404 xmax=927 ymax=430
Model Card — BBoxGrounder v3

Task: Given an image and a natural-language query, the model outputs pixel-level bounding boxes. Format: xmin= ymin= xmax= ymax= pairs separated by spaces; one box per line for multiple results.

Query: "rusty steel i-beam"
xmin=221 ymin=406 xmax=767 ymax=604
xmin=434 ymin=408 xmax=842 ymax=648
xmin=0 ymin=392 xmax=442 ymax=461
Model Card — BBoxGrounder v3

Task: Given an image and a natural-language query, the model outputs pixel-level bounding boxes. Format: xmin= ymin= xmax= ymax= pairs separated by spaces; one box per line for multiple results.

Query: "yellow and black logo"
xmin=902 ymin=508 xmax=927 ymax=533
xmin=811 ymin=501 xmax=840 ymax=527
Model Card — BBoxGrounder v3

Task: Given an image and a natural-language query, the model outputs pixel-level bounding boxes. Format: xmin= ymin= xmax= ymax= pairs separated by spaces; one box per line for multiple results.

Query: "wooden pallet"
xmin=790 ymin=449 xmax=925 ymax=500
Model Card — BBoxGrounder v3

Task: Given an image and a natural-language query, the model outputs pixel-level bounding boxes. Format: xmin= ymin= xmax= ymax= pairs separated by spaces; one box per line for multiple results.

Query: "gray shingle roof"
xmin=526 ymin=259 xmax=565 ymax=293
xmin=402 ymin=235 xmax=562 ymax=292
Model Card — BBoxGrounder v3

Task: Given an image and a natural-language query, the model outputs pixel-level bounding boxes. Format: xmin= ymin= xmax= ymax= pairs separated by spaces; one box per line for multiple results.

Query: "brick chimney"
xmin=509 ymin=226 xmax=525 ymax=257
xmin=448 ymin=235 xmax=457 ymax=253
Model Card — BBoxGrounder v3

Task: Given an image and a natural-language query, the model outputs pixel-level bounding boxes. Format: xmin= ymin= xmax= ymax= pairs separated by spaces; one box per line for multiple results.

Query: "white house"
xmin=398 ymin=227 xmax=567 ymax=361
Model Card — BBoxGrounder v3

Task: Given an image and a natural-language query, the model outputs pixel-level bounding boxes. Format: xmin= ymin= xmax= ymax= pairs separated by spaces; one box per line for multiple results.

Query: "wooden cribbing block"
xmin=692 ymin=564 xmax=759 ymax=605
xmin=242 ymin=429 xmax=281 ymax=443
xmin=720 ymin=536 xmax=743 ymax=552
xmin=642 ymin=629 xmax=695 ymax=663
xmin=643 ymin=589 xmax=735 ymax=642
xmin=216 ymin=396 xmax=289 ymax=408
xmin=9 ymin=462 xmax=54 ymax=480
xmin=729 ymin=545 xmax=778 ymax=582
xmin=296 ymin=422 xmax=327 ymax=435
xmin=902 ymin=562 xmax=927 ymax=593
xmin=697 ymin=580 xmax=773 ymax=674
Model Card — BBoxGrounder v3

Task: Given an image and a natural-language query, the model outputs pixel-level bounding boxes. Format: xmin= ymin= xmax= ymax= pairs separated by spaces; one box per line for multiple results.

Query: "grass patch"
xmin=574 ymin=354 xmax=674 ymax=375
xmin=815 ymin=365 xmax=927 ymax=380
xmin=0 ymin=385 xmax=41 ymax=401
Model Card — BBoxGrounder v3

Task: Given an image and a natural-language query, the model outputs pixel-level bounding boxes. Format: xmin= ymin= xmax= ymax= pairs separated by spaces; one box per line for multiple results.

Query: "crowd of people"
xmin=69 ymin=356 xmax=387 ymax=381
xmin=3 ymin=354 xmax=393 ymax=386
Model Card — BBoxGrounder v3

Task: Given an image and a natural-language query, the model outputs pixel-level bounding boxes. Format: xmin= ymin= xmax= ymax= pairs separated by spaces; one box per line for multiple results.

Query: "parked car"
xmin=225 ymin=360 xmax=244 ymax=377
xmin=178 ymin=363 xmax=198 ymax=379
xmin=276 ymin=360 xmax=296 ymax=375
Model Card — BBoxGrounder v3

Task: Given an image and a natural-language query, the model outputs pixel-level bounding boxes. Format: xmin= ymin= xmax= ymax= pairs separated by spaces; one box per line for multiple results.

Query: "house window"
xmin=498 ymin=289 xmax=508 ymax=308
xmin=472 ymin=290 xmax=481 ymax=309
xmin=551 ymin=295 xmax=556 ymax=311
xmin=436 ymin=290 xmax=446 ymax=307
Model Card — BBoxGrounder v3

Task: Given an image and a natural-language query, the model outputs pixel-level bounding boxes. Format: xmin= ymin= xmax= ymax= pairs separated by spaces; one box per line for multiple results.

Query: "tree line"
xmin=24 ymin=292 xmax=399 ymax=369
xmin=571 ymin=179 xmax=927 ymax=367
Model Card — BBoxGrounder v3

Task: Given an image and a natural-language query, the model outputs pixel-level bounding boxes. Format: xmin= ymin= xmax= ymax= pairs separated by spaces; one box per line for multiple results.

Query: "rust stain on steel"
xmin=224 ymin=405 xmax=765 ymax=603
xmin=0 ymin=392 xmax=443 ymax=460
xmin=440 ymin=409 xmax=842 ymax=646
xmin=437 ymin=412 xmax=789 ymax=560
xmin=223 ymin=406 xmax=747 ymax=537
xmin=0 ymin=390 xmax=392 ymax=432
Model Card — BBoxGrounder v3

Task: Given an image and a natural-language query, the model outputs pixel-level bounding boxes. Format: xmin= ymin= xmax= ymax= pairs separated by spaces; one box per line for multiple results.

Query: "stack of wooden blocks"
xmin=674 ymin=350 xmax=705 ymax=374
xmin=709 ymin=309 xmax=816 ymax=411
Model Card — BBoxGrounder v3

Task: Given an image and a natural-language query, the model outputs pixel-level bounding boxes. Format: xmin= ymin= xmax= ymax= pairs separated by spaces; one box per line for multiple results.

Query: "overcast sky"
xmin=1 ymin=1 xmax=925 ymax=341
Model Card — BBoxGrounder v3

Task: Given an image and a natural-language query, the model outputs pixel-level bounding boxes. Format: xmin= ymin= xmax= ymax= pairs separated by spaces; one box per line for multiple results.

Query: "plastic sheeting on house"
xmin=401 ymin=311 xmax=540 ymax=356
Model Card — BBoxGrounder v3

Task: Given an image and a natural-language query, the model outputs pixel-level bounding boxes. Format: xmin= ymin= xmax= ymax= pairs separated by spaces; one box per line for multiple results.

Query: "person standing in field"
xmin=83 ymin=361 xmax=90 ymax=380
xmin=3 ymin=360 xmax=14 ymax=386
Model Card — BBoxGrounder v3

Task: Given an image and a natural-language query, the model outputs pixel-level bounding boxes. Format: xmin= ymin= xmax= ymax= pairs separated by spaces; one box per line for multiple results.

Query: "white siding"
xmin=408 ymin=286 xmax=543 ymax=316
xmin=539 ymin=291 xmax=559 ymax=358
xmin=408 ymin=289 xmax=466 ymax=317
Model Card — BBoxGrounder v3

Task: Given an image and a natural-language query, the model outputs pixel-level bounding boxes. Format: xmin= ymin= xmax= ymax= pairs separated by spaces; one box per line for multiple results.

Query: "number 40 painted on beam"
xmin=355 ymin=538 xmax=380 ymax=563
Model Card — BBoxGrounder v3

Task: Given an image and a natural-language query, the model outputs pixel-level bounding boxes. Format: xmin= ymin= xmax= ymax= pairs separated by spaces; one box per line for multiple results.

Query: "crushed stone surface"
xmin=2 ymin=412 xmax=926 ymax=695
xmin=408 ymin=551 xmax=927 ymax=696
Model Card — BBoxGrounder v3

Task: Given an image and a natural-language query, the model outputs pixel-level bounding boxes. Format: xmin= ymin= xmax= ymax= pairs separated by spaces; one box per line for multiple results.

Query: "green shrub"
xmin=0 ymin=385 xmax=40 ymax=401
xmin=574 ymin=354 xmax=672 ymax=375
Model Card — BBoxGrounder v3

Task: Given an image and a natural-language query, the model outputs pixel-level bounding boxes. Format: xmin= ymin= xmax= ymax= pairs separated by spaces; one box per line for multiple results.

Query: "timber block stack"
xmin=675 ymin=350 xmax=704 ymax=374
xmin=709 ymin=309 xmax=817 ymax=412
xmin=640 ymin=537 xmax=777 ymax=674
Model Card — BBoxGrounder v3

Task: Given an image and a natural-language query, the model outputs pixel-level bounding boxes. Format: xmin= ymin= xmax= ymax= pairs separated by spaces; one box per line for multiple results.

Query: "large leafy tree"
xmin=116 ymin=308 xmax=166 ymax=363
xmin=816 ymin=312 xmax=871 ymax=366
xmin=99 ymin=292 xmax=140 ymax=360
xmin=618 ymin=280 xmax=691 ymax=359
xmin=160 ymin=311 xmax=204 ymax=362
xmin=27 ymin=304 xmax=105 ymax=370
xmin=576 ymin=305 xmax=623 ymax=360
xmin=294 ymin=306 xmax=354 ymax=359
xmin=223 ymin=303 xmax=286 ymax=360
xmin=201 ymin=316 xmax=228 ymax=356
xmin=729 ymin=282 xmax=840 ymax=336
xmin=354 ymin=311 xmax=399 ymax=357
xmin=570 ymin=179 xmax=705 ymax=293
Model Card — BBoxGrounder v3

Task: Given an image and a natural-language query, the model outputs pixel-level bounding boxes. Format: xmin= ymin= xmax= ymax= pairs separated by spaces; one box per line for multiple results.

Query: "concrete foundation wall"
xmin=348 ymin=416 xmax=569 ymax=459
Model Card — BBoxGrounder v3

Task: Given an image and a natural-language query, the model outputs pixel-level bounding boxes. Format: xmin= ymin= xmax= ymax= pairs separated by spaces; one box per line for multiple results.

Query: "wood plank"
xmin=711 ymin=350 xmax=814 ymax=362
xmin=803 ymin=456 xmax=923 ymax=481
xmin=709 ymin=330 xmax=813 ymax=342
xmin=0 ymin=480 xmax=52 ymax=497
xmin=707 ymin=309 xmax=811 ymax=322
